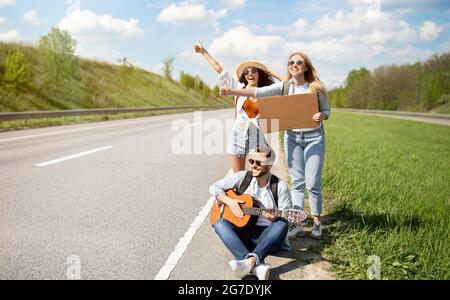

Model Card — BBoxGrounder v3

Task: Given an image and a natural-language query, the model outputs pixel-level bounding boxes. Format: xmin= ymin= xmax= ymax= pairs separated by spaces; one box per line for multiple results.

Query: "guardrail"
xmin=334 ymin=108 xmax=450 ymax=119
xmin=1 ymin=106 xmax=448 ymax=122
xmin=0 ymin=106 xmax=230 ymax=122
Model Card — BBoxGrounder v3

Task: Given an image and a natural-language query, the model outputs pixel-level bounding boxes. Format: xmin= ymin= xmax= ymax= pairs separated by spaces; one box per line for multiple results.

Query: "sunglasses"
xmin=288 ymin=60 xmax=305 ymax=66
xmin=248 ymin=159 xmax=264 ymax=167
xmin=243 ymin=68 xmax=258 ymax=76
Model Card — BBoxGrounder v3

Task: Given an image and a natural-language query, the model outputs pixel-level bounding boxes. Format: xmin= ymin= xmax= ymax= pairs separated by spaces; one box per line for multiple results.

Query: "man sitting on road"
xmin=209 ymin=145 xmax=292 ymax=280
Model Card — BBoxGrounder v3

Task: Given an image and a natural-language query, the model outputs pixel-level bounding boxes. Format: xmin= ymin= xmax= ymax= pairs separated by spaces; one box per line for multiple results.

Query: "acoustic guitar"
xmin=211 ymin=190 xmax=308 ymax=228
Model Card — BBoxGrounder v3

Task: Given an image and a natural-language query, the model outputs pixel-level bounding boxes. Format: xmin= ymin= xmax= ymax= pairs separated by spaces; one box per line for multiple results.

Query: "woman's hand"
xmin=220 ymin=85 xmax=231 ymax=96
xmin=313 ymin=113 xmax=325 ymax=122
xmin=194 ymin=41 xmax=205 ymax=54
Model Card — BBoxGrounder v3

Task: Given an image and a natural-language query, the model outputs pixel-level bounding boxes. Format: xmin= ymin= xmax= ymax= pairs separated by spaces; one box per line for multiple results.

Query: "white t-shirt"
xmin=253 ymin=182 xmax=275 ymax=227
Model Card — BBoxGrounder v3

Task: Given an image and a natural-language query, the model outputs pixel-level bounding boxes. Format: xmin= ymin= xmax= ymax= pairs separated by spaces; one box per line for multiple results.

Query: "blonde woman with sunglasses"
xmin=195 ymin=41 xmax=285 ymax=173
xmin=220 ymin=52 xmax=331 ymax=239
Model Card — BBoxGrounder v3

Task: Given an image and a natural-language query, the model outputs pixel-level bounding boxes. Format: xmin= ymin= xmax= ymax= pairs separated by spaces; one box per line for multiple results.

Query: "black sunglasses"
xmin=244 ymin=68 xmax=258 ymax=76
xmin=288 ymin=60 xmax=304 ymax=66
xmin=248 ymin=159 xmax=263 ymax=167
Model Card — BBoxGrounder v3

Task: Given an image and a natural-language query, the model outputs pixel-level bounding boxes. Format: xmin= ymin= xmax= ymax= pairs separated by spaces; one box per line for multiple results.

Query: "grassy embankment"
xmin=0 ymin=42 xmax=231 ymax=131
xmin=320 ymin=112 xmax=449 ymax=279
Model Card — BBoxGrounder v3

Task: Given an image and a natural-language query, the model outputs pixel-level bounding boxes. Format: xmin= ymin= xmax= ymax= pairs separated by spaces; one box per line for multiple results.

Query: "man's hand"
xmin=262 ymin=211 xmax=277 ymax=222
xmin=227 ymin=199 xmax=245 ymax=219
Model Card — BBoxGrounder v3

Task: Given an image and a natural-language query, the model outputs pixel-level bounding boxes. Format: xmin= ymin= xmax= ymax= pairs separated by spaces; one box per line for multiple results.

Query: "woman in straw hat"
xmin=220 ymin=51 xmax=331 ymax=240
xmin=195 ymin=41 xmax=285 ymax=173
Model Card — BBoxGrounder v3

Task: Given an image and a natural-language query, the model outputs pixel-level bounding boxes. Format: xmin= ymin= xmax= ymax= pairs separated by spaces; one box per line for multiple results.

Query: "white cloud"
xmin=156 ymin=2 xmax=227 ymax=25
xmin=0 ymin=29 xmax=22 ymax=43
xmin=58 ymin=9 xmax=144 ymax=39
xmin=420 ymin=21 xmax=444 ymax=41
xmin=76 ymin=44 xmax=121 ymax=64
xmin=0 ymin=0 xmax=15 ymax=7
xmin=209 ymin=26 xmax=284 ymax=59
xmin=151 ymin=63 xmax=165 ymax=76
xmin=179 ymin=0 xmax=443 ymax=88
xmin=221 ymin=0 xmax=246 ymax=9
xmin=23 ymin=10 xmax=42 ymax=27
xmin=0 ymin=17 xmax=6 ymax=26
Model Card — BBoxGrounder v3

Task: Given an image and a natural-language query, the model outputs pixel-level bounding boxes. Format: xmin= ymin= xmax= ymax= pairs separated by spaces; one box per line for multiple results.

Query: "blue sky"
xmin=0 ymin=0 xmax=449 ymax=88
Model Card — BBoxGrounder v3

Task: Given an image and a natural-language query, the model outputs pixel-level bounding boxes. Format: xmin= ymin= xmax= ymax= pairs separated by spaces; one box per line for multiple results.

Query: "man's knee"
xmin=213 ymin=218 xmax=233 ymax=233
xmin=272 ymin=219 xmax=289 ymax=234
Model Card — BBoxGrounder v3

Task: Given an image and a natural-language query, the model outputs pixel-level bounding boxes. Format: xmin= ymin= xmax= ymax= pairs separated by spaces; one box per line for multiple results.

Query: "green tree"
xmin=345 ymin=67 xmax=370 ymax=89
xmin=3 ymin=50 xmax=28 ymax=91
xmin=38 ymin=27 xmax=77 ymax=95
xmin=118 ymin=57 xmax=136 ymax=83
xmin=180 ymin=71 xmax=196 ymax=90
xmin=202 ymin=85 xmax=211 ymax=99
xmin=213 ymin=85 xmax=220 ymax=97
xmin=163 ymin=56 xmax=174 ymax=81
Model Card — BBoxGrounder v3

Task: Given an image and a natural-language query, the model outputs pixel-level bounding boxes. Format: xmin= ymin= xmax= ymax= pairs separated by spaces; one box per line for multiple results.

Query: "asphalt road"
xmin=0 ymin=109 xmax=237 ymax=280
xmin=2 ymin=109 xmax=445 ymax=280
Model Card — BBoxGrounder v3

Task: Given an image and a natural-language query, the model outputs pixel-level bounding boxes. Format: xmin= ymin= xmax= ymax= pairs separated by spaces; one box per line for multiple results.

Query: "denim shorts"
xmin=227 ymin=124 xmax=267 ymax=156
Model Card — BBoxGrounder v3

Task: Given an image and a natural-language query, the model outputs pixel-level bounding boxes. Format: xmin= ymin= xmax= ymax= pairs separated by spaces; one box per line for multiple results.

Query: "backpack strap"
xmin=238 ymin=171 xmax=253 ymax=195
xmin=270 ymin=175 xmax=279 ymax=207
xmin=282 ymin=80 xmax=291 ymax=96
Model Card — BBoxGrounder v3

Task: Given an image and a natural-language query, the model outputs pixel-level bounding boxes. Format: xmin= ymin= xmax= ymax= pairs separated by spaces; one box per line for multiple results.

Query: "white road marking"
xmin=187 ymin=122 xmax=202 ymax=127
xmin=0 ymin=119 xmax=170 ymax=143
xmin=0 ymin=109 xmax=231 ymax=144
xmin=155 ymin=169 xmax=233 ymax=280
xmin=154 ymin=197 xmax=215 ymax=280
xmin=34 ymin=146 xmax=113 ymax=167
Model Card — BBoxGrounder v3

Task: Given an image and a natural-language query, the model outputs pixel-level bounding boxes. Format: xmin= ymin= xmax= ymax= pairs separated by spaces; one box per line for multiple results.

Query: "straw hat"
xmin=235 ymin=60 xmax=269 ymax=79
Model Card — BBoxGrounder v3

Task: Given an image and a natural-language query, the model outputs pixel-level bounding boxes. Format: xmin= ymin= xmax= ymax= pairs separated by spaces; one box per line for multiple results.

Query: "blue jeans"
xmin=213 ymin=218 xmax=288 ymax=265
xmin=284 ymin=128 xmax=325 ymax=217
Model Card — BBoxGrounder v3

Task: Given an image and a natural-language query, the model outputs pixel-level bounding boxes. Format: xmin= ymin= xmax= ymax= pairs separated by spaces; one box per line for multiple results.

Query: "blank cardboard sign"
xmin=258 ymin=93 xmax=320 ymax=133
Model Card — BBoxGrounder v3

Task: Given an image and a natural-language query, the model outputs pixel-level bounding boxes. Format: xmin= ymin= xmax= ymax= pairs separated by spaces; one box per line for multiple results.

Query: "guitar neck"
xmin=242 ymin=207 xmax=283 ymax=218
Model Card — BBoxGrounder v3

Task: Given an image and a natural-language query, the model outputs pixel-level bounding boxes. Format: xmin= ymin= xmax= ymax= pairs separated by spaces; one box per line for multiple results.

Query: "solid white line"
xmin=34 ymin=146 xmax=113 ymax=167
xmin=154 ymin=197 xmax=215 ymax=280
xmin=155 ymin=169 xmax=233 ymax=280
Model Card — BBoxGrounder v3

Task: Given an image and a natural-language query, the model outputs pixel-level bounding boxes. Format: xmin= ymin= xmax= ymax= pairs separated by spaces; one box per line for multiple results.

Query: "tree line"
xmin=179 ymin=71 xmax=221 ymax=99
xmin=328 ymin=51 xmax=450 ymax=112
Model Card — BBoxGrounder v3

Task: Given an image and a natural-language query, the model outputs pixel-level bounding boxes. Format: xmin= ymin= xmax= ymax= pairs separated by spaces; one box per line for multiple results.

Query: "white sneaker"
xmin=311 ymin=222 xmax=322 ymax=239
xmin=228 ymin=259 xmax=253 ymax=279
xmin=287 ymin=224 xmax=305 ymax=239
xmin=251 ymin=264 xmax=271 ymax=280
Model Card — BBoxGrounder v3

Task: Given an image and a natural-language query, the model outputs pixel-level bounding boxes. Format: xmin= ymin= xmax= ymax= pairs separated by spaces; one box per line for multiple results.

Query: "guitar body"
xmin=211 ymin=190 xmax=257 ymax=228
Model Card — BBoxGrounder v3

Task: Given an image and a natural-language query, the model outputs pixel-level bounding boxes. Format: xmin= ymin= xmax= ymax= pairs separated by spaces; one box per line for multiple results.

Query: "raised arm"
xmin=220 ymin=86 xmax=256 ymax=98
xmin=194 ymin=41 xmax=223 ymax=74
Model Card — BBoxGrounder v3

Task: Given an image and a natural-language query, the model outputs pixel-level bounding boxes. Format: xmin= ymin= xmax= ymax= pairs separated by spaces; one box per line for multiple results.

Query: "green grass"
xmin=0 ymin=42 xmax=232 ymax=112
xmin=321 ymin=112 xmax=450 ymax=279
xmin=430 ymin=102 xmax=450 ymax=114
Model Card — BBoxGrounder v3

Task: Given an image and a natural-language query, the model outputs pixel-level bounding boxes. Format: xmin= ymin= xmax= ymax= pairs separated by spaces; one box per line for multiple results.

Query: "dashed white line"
xmin=187 ymin=122 xmax=202 ymax=127
xmin=34 ymin=146 xmax=113 ymax=167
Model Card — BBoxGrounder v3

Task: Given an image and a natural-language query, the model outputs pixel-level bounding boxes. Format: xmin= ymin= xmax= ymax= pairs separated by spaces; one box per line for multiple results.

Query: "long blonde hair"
xmin=287 ymin=52 xmax=327 ymax=94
